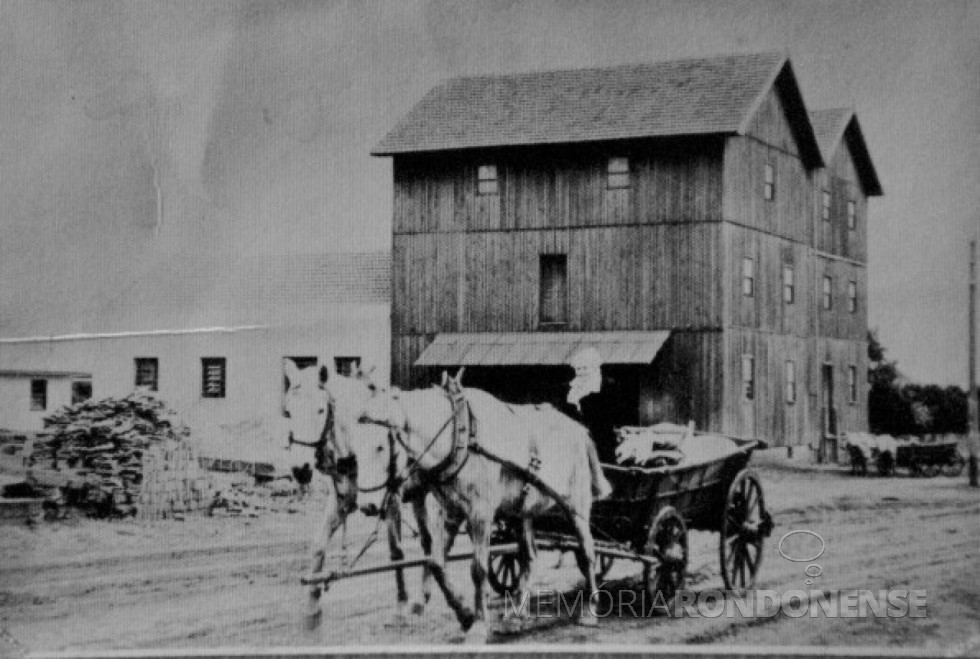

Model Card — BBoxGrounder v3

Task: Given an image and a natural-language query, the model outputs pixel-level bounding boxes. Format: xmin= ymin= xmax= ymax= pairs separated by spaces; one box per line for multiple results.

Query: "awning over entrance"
xmin=414 ymin=331 xmax=672 ymax=367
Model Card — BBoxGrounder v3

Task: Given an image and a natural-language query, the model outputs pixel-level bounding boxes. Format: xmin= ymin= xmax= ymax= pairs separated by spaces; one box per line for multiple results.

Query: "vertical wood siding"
xmin=392 ymin=139 xmax=724 ymax=235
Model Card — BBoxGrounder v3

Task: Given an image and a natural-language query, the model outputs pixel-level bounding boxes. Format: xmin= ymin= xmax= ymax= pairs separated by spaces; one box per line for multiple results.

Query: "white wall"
xmin=0 ymin=377 xmax=77 ymax=431
xmin=0 ymin=304 xmax=389 ymax=441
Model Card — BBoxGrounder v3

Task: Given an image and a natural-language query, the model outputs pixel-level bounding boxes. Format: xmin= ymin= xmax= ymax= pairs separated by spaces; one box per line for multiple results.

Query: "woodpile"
xmin=30 ymin=392 xmax=203 ymax=519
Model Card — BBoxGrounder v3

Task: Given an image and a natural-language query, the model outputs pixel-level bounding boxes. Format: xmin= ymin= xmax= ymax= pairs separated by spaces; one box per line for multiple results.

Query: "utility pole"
xmin=969 ymin=240 xmax=978 ymax=487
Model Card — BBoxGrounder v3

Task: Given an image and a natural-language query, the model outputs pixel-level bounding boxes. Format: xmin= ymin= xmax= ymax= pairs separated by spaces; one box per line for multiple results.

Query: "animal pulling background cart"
xmin=845 ymin=433 xmax=965 ymax=478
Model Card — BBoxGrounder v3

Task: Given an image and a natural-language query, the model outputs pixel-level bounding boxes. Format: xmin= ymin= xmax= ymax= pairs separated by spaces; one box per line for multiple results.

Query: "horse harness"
xmin=393 ymin=384 xmax=543 ymax=513
xmin=286 ymin=400 xmax=359 ymax=514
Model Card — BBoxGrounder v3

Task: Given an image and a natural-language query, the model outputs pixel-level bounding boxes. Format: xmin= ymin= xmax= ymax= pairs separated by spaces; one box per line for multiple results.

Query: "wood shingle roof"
xmin=373 ymin=52 xmax=821 ymax=166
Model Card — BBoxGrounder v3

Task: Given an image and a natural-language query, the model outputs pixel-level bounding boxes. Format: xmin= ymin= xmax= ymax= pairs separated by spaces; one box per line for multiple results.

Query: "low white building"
xmin=0 ymin=251 xmax=390 ymax=451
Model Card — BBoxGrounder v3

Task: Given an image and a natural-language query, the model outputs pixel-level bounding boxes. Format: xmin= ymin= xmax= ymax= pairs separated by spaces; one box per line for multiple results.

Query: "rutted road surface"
xmin=2 ymin=457 xmax=979 ymax=653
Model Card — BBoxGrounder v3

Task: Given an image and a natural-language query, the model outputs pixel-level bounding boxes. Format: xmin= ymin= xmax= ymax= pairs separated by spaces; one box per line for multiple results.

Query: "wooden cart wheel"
xmin=596 ymin=554 xmax=615 ymax=580
xmin=876 ymin=451 xmax=895 ymax=477
xmin=643 ymin=506 xmax=687 ymax=606
xmin=488 ymin=551 xmax=523 ymax=596
xmin=487 ymin=518 xmax=525 ymax=596
xmin=719 ymin=470 xmax=768 ymax=595
xmin=922 ymin=462 xmax=941 ymax=478
xmin=943 ymin=455 xmax=965 ymax=477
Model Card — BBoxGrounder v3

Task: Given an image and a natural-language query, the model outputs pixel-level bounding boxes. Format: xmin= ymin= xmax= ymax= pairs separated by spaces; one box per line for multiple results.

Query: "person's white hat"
xmin=569 ymin=347 xmax=601 ymax=370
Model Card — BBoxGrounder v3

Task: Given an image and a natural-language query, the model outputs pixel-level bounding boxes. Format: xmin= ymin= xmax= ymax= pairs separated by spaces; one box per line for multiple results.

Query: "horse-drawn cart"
xmin=846 ymin=432 xmax=965 ymax=478
xmin=488 ymin=438 xmax=773 ymax=602
xmin=302 ymin=438 xmax=773 ymax=607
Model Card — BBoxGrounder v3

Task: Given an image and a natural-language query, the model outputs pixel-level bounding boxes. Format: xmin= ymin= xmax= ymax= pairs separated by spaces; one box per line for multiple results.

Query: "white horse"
xmin=283 ymin=360 xmax=440 ymax=626
xmin=356 ymin=370 xmax=612 ymax=643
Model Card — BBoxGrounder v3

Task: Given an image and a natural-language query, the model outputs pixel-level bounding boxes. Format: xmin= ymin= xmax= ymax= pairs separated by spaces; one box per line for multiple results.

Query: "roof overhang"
xmin=414 ymin=331 xmax=672 ymax=367
xmin=0 ymin=370 xmax=91 ymax=379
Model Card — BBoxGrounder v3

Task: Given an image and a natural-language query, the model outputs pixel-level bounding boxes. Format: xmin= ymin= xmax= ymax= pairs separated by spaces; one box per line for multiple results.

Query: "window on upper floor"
xmin=822 ymin=190 xmax=832 ymax=223
xmin=822 ymin=276 xmax=833 ymax=310
xmin=334 ymin=356 xmax=362 ymax=377
xmin=71 ymin=380 xmax=92 ymax=405
xmin=783 ymin=265 xmax=795 ymax=304
xmin=742 ymin=354 xmax=755 ymax=401
xmin=847 ymin=200 xmax=856 ymax=230
xmin=764 ymin=163 xmax=775 ymax=201
xmin=135 ymin=357 xmax=159 ymax=392
xmin=477 ymin=165 xmax=498 ymax=196
xmin=30 ymin=379 xmax=47 ymax=411
xmin=847 ymin=281 xmax=858 ymax=313
xmin=201 ymin=357 xmax=226 ymax=399
xmin=742 ymin=257 xmax=755 ymax=297
xmin=606 ymin=157 xmax=630 ymax=189
xmin=785 ymin=360 xmax=797 ymax=404
xmin=539 ymin=254 xmax=568 ymax=325
xmin=848 ymin=365 xmax=858 ymax=404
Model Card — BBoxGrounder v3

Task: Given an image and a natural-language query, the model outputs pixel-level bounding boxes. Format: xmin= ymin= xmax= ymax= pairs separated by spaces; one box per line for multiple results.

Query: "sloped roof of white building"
xmin=1 ymin=251 xmax=390 ymax=339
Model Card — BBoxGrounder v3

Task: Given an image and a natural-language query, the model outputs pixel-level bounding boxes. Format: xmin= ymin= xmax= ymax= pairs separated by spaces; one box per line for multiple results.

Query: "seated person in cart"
xmin=559 ymin=347 xmax=633 ymax=464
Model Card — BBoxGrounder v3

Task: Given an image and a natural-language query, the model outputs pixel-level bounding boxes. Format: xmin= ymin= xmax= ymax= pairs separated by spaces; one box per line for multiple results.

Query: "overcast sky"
xmin=0 ymin=0 xmax=977 ymax=386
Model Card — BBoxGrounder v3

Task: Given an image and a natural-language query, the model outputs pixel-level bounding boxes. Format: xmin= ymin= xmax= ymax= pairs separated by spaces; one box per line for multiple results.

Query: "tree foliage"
xmin=867 ymin=330 xmax=967 ymax=435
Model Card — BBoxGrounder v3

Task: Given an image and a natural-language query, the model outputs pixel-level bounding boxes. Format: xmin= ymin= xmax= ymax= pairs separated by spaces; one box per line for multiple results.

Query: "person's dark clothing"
xmin=559 ymin=376 xmax=633 ymax=464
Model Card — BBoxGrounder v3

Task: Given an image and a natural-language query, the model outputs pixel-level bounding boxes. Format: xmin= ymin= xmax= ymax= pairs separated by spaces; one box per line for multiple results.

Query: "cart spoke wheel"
xmin=487 ymin=518 xmax=525 ymax=597
xmin=943 ymin=456 xmax=965 ymax=477
xmin=488 ymin=552 xmax=522 ymax=597
xmin=643 ymin=506 xmax=687 ymax=609
xmin=720 ymin=470 xmax=767 ymax=595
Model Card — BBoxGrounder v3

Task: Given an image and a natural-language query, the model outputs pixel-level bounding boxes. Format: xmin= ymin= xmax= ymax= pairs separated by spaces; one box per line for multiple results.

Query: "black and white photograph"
xmin=0 ymin=1 xmax=978 ymax=656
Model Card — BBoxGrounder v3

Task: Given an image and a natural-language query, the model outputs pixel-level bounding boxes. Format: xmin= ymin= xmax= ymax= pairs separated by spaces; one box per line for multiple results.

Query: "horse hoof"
xmin=575 ymin=614 xmax=599 ymax=627
xmin=411 ymin=602 xmax=426 ymax=616
xmin=463 ymin=620 xmax=489 ymax=644
xmin=499 ymin=616 xmax=526 ymax=634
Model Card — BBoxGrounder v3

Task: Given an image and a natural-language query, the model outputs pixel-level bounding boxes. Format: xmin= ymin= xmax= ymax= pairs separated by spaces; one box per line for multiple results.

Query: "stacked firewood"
xmin=33 ymin=392 xmax=196 ymax=519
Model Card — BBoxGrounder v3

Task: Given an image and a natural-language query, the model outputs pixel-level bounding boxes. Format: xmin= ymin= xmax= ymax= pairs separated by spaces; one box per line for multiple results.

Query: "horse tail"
xmin=586 ymin=440 xmax=612 ymax=499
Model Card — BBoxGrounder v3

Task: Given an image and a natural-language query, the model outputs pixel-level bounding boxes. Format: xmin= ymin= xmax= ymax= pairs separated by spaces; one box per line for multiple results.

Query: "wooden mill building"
xmin=372 ymin=52 xmax=882 ymax=452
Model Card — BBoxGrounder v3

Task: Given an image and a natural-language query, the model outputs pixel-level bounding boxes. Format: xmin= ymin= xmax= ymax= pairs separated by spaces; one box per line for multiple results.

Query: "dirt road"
xmin=2 ymin=457 xmax=979 ymax=654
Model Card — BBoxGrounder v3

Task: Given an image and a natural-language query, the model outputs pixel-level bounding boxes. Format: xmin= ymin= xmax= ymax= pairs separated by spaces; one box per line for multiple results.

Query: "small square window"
xmin=847 ymin=281 xmax=858 ymax=313
xmin=477 ymin=165 xmax=498 ymax=196
xmin=202 ymin=358 xmax=226 ymax=398
xmin=848 ymin=365 xmax=858 ymax=403
xmin=135 ymin=357 xmax=159 ymax=392
xmin=763 ymin=163 xmax=775 ymax=201
xmin=742 ymin=257 xmax=755 ymax=297
xmin=30 ymin=379 xmax=47 ymax=411
xmin=742 ymin=355 xmax=755 ymax=401
xmin=606 ymin=157 xmax=630 ymax=189
xmin=822 ymin=276 xmax=833 ymax=310
xmin=785 ymin=360 xmax=797 ymax=404
xmin=782 ymin=265 xmax=795 ymax=304
xmin=847 ymin=200 xmax=856 ymax=230
xmin=334 ymin=356 xmax=362 ymax=377
xmin=822 ymin=190 xmax=832 ymax=222
xmin=71 ymin=380 xmax=92 ymax=405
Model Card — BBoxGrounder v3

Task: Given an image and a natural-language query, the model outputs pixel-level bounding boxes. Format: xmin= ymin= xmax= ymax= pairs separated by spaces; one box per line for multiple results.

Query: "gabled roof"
xmin=373 ymin=52 xmax=823 ymax=167
xmin=809 ymin=108 xmax=883 ymax=196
